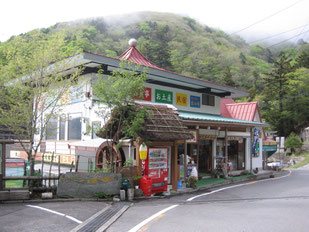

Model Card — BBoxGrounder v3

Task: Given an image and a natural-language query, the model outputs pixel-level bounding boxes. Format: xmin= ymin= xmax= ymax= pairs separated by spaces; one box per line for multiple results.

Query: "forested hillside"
xmin=1 ymin=12 xmax=308 ymax=136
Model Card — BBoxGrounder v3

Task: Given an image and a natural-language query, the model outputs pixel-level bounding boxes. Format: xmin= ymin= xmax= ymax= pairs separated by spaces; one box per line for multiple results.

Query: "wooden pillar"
xmin=184 ymin=140 xmax=188 ymax=182
xmin=135 ymin=142 xmax=141 ymax=176
xmin=171 ymin=143 xmax=178 ymax=190
xmin=1 ymin=143 xmax=6 ymax=190
xmin=224 ymin=127 xmax=228 ymax=177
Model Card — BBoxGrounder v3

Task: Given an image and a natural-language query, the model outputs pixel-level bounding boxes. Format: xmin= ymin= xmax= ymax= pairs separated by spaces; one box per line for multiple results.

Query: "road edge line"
xmin=128 ymin=204 xmax=179 ymax=232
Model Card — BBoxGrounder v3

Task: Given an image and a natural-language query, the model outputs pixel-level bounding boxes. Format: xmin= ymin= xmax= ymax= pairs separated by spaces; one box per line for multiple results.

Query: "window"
xmin=202 ymin=94 xmax=215 ymax=106
xmin=59 ymin=116 xmax=66 ymax=140
xmin=92 ymin=121 xmax=101 ymax=139
xmin=68 ymin=114 xmax=82 ymax=140
xmin=46 ymin=117 xmax=57 ymax=140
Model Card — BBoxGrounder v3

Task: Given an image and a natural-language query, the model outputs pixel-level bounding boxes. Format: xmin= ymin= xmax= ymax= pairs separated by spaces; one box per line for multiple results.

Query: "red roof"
xmin=221 ymin=99 xmax=258 ymax=121
xmin=119 ymin=45 xmax=165 ymax=71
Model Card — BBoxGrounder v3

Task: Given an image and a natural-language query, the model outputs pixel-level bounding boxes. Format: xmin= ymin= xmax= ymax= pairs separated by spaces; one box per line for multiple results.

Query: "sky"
xmin=1 ymin=0 xmax=309 ymax=45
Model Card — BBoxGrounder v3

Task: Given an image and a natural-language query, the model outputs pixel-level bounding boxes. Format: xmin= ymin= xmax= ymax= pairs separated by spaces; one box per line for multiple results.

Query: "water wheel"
xmin=96 ymin=141 xmax=125 ymax=172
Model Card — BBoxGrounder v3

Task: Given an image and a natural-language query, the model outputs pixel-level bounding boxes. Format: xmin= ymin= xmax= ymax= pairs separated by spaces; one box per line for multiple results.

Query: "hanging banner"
xmin=155 ymin=89 xmax=173 ymax=104
xmin=252 ymin=128 xmax=260 ymax=156
xmin=176 ymin=93 xmax=188 ymax=106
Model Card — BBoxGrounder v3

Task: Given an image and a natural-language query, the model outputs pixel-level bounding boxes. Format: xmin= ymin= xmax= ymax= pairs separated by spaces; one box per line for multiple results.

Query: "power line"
xmin=267 ymin=28 xmax=309 ymax=48
xmin=294 ymin=22 xmax=309 ymax=43
xmin=231 ymin=0 xmax=305 ymax=35
xmin=249 ymin=23 xmax=309 ymax=44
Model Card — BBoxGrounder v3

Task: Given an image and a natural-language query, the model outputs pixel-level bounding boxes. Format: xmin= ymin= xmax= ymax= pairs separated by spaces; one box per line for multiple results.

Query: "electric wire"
xmin=267 ymin=28 xmax=309 ymax=48
xmin=231 ymin=0 xmax=305 ymax=35
xmin=249 ymin=23 xmax=309 ymax=44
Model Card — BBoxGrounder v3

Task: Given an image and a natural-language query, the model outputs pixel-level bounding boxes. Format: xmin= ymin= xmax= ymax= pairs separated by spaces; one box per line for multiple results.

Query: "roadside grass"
xmin=196 ymin=174 xmax=253 ymax=187
xmin=5 ymin=180 xmax=24 ymax=188
xmin=287 ymin=152 xmax=309 ymax=169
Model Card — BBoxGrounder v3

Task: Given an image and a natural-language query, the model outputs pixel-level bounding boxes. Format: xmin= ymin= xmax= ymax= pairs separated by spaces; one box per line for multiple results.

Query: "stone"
xmin=120 ymin=190 xmax=126 ymax=201
xmin=57 ymin=172 xmax=122 ymax=198
xmin=41 ymin=192 xmax=53 ymax=199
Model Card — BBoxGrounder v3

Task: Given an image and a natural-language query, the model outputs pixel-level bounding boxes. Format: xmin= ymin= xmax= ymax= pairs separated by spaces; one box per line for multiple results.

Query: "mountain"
xmin=0 ymin=12 xmax=306 ymax=92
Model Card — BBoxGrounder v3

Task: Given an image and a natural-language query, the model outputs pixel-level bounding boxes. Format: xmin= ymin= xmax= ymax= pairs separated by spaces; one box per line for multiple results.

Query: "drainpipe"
xmin=224 ymin=127 xmax=228 ymax=177
xmin=250 ymin=128 xmax=253 ymax=173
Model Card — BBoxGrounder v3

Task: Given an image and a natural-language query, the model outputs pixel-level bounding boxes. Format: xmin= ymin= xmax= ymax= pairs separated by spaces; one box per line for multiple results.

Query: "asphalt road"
xmin=107 ymin=167 xmax=309 ymax=232
xmin=1 ymin=167 xmax=308 ymax=232
xmin=0 ymin=201 xmax=110 ymax=232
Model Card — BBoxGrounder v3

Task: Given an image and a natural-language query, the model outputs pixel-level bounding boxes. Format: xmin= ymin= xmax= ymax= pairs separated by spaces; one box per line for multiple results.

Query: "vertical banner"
xmin=252 ymin=128 xmax=260 ymax=156
xmin=155 ymin=89 xmax=173 ymax=104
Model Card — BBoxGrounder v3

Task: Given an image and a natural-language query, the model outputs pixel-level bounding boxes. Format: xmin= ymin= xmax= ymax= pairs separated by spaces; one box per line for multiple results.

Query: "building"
xmin=10 ymin=39 xmax=268 ymax=190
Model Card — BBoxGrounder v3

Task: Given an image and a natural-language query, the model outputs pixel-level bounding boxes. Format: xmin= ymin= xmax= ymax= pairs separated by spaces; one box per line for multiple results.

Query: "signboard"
xmin=43 ymin=153 xmax=76 ymax=165
xmin=263 ymin=145 xmax=277 ymax=152
xmin=252 ymin=128 xmax=260 ymax=156
xmin=155 ymin=89 xmax=173 ymax=104
xmin=190 ymin=96 xmax=201 ymax=108
xmin=176 ymin=93 xmax=187 ymax=106
xmin=134 ymin=87 xmax=152 ymax=101
xmin=187 ymin=130 xmax=198 ymax=144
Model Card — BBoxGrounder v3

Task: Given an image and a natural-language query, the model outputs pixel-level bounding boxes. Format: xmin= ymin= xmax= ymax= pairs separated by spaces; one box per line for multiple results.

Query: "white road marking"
xmin=128 ymin=204 xmax=179 ymax=232
xmin=186 ymin=170 xmax=292 ymax=202
xmin=27 ymin=205 xmax=82 ymax=224
xmin=127 ymin=170 xmax=292 ymax=232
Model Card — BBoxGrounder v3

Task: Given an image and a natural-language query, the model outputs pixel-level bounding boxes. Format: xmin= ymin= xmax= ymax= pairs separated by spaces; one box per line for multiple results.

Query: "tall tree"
xmin=261 ymin=52 xmax=295 ymax=136
xmin=93 ymin=61 xmax=148 ymax=172
xmin=0 ymin=31 xmax=82 ymax=176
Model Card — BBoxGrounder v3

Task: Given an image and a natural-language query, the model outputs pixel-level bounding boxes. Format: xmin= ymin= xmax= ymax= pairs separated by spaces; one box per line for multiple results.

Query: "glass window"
xmin=59 ymin=116 xmax=66 ymax=140
xmin=202 ymin=94 xmax=215 ymax=106
xmin=46 ymin=117 xmax=57 ymax=140
xmin=68 ymin=114 xmax=82 ymax=140
xmin=92 ymin=121 xmax=101 ymax=139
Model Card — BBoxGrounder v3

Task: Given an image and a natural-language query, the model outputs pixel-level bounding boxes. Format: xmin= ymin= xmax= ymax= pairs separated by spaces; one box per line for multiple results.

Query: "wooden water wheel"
xmin=96 ymin=141 xmax=125 ymax=171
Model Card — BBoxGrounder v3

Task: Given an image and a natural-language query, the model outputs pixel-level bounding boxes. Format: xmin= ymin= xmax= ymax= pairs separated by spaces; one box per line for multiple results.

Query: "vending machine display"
xmin=143 ymin=147 xmax=168 ymax=193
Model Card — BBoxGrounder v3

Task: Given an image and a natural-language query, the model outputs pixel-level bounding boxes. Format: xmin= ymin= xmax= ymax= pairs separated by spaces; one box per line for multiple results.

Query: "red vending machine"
xmin=143 ymin=147 xmax=168 ymax=193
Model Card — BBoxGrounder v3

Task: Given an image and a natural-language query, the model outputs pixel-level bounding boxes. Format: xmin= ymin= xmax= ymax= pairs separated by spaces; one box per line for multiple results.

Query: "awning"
xmin=178 ymin=111 xmax=268 ymax=127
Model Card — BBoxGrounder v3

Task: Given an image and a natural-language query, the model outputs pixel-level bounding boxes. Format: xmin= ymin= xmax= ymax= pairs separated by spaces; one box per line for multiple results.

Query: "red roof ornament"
xmin=118 ymin=38 xmax=165 ymax=70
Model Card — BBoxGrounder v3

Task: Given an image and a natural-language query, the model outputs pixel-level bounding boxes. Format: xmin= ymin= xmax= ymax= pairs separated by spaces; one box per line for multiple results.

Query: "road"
xmin=108 ymin=167 xmax=309 ymax=232
xmin=1 ymin=167 xmax=308 ymax=232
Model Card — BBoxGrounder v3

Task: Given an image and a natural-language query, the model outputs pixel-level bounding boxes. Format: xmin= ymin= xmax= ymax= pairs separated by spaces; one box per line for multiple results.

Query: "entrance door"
xmin=199 ymin=140 xmax=212 ymax=173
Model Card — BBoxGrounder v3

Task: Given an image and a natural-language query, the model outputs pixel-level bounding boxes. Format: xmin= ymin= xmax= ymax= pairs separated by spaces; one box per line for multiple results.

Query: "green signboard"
xmin=155 ymin=89 xmax=173 ymax=104
xmin=263 ymin=145 xmax=277 ymax=152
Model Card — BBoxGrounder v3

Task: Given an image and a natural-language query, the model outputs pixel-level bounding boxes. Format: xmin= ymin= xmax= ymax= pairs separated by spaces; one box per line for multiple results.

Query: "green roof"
xmin=178 ymin=111 xmax=267 ymax=127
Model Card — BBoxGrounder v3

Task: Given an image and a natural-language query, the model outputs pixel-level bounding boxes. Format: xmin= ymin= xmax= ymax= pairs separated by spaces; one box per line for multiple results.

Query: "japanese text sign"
xmin=176 ymin=93 xmax=188 ymax=106
xmin=190 ymin=96 xmax=201 ymax=108
xmin=155 ymin=89 xmax=173 ymax=104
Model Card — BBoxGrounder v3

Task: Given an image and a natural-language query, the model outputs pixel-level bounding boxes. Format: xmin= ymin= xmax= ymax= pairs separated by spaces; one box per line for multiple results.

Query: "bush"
xmin=285 ymin=132 xmax=303 ymax=153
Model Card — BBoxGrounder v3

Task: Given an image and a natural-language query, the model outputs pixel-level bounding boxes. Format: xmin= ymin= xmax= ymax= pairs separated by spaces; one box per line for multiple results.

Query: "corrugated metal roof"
xmin=179 ymin=111 xmax=266 ymax=126
xmin=226 ymin=102 xmax=258 ymax=121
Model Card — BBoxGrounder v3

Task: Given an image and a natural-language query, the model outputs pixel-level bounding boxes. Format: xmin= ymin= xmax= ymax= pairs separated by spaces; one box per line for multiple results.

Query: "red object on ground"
xmin=139 ymin=176 xmax=152 ymax=197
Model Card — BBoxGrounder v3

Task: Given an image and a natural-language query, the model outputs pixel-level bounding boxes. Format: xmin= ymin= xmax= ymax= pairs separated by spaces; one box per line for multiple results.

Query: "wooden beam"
xmin=171 ymin=144 xmax=178 ymax=191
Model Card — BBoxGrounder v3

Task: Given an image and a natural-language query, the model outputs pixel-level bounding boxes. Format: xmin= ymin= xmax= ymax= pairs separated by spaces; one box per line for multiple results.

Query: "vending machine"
xmin=142 ymin=147 xmax=168 ymax=193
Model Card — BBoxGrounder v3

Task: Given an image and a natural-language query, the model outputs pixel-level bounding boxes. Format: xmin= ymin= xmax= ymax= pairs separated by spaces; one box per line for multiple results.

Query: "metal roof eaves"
xmin=82 ymin=51 xmax=248 ymax=96
xmin=178 ymin=112 xmax=267 ymax=127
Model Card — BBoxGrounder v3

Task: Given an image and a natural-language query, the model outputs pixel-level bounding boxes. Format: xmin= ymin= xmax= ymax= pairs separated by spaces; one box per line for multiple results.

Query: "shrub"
xmin=285 ymin=132 xmax=303 ymax=153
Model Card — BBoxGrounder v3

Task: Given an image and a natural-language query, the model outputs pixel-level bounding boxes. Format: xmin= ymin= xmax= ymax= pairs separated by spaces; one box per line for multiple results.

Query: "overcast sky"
xmin=1 ymin=0 xmax=309 ymax=44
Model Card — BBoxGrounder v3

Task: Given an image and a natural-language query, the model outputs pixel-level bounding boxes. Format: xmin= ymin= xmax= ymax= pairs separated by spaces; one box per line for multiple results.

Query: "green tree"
xmin=0 ymin=31 xmax=83 ymax=176
xmin=285 ymin=132 xmax=303 ymax=153
xmin=261 ymin=52 xmax=295 ymax=136
xmin=93 ymin=61 xmax=148 ymax=172
xmin=221 ymin=66 xmax=236 ymax=87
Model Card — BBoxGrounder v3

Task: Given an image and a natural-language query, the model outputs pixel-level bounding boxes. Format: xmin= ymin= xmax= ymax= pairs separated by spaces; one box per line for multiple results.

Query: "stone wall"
xmin=57 ymin=172 xmax=122 ymax=198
